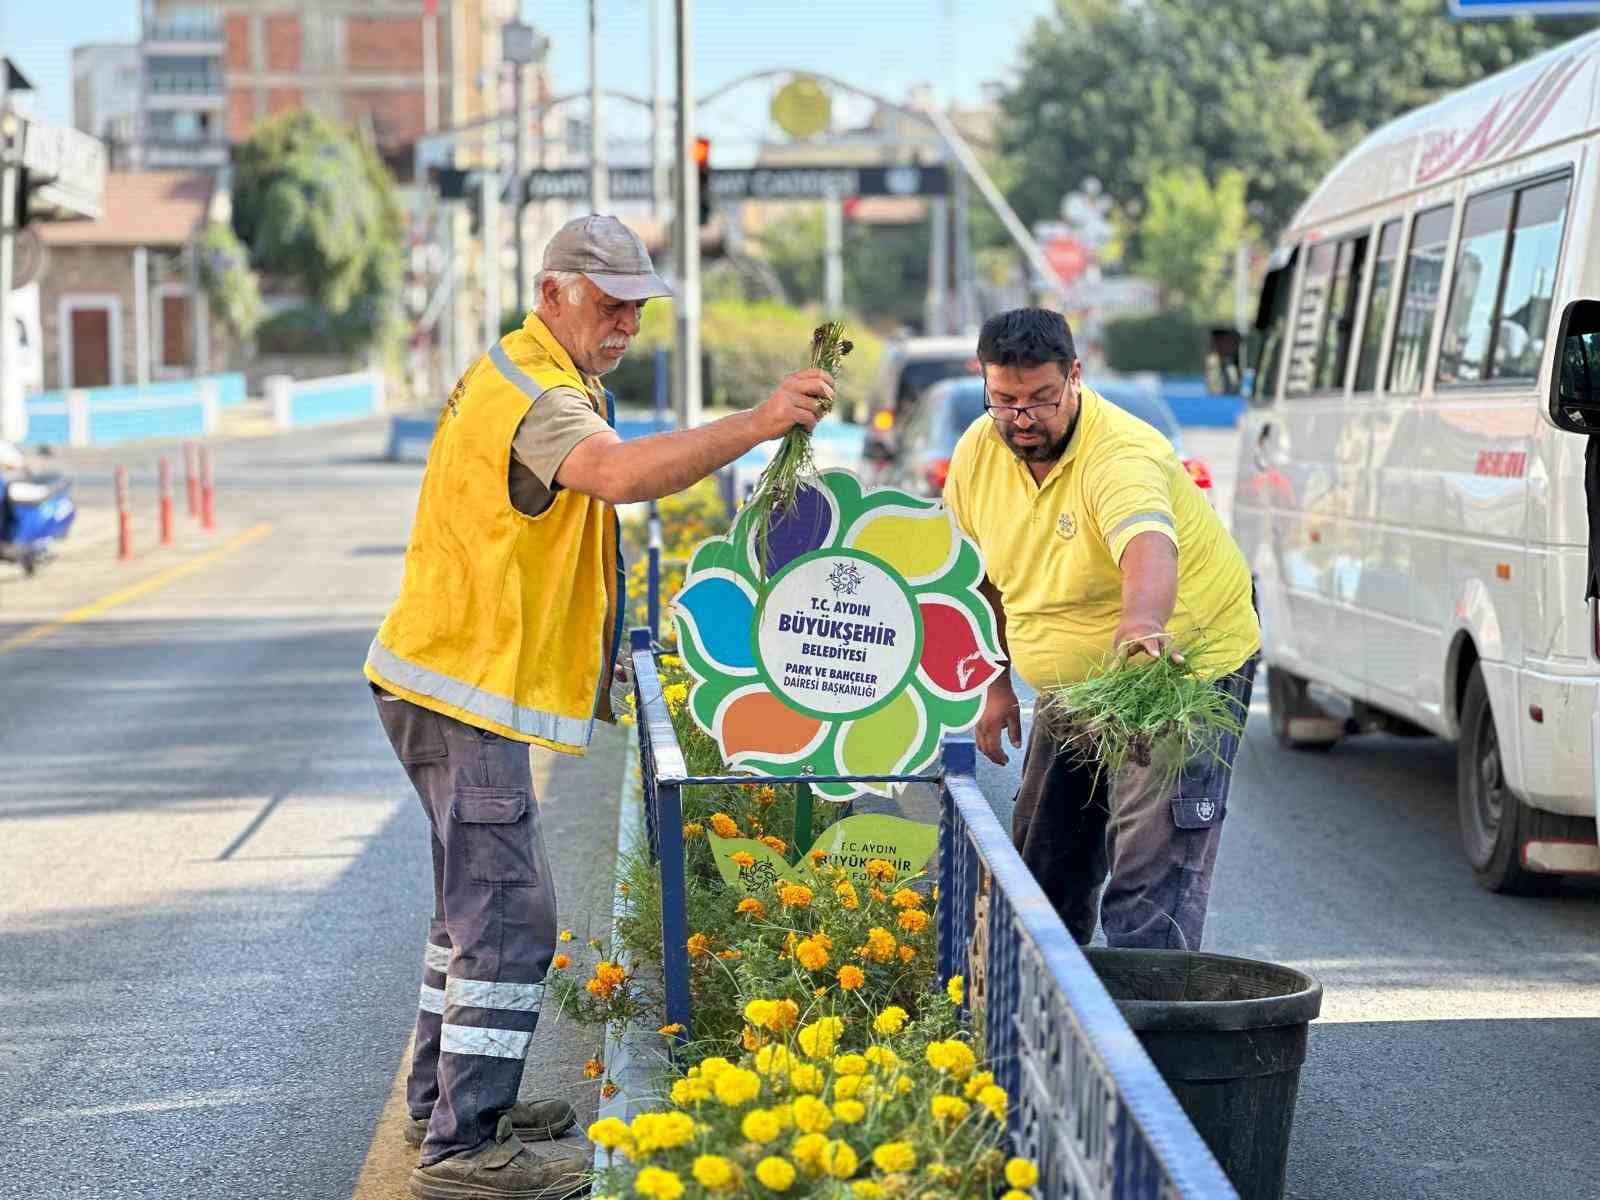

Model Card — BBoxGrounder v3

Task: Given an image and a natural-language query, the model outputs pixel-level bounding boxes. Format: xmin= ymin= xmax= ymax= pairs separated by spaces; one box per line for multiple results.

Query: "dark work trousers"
xmin=372 ymin=684 xmax=559 ymax=1165
xmin=1011 ymin=658 xmax=1257 ymax=949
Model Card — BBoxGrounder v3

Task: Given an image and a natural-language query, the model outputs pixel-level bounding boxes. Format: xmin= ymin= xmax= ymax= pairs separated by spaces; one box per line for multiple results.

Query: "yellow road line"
xmin=352 ymin=1034 xmax=417 ymax=1199
xmin=0 ymin=522 xmax=274 ymax=658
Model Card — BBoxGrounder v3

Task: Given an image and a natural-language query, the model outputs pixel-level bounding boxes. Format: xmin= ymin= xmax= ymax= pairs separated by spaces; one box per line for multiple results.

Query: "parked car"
xmin=881 ymin=376 xmax=1211 ymax=499
xmin=860 ymin=335 xmax=983 ymax=475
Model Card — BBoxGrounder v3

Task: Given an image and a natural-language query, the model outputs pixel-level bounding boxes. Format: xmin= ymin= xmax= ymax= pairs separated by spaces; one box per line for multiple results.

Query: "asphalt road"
xmin=974 ymin=428 xmax=1600 ymax=1200
xmin=0 ymin=420 xmax=621 ymax=1199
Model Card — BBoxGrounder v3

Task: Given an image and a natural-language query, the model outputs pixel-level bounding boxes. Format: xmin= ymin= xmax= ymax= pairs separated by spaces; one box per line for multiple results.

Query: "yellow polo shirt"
xmin=943 ymin=385 xmax=1258 ymax=690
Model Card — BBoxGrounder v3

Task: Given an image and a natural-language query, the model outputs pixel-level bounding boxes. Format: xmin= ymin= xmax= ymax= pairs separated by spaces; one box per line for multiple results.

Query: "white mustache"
xmin=601 ymin=337 xmax=631 ymax=352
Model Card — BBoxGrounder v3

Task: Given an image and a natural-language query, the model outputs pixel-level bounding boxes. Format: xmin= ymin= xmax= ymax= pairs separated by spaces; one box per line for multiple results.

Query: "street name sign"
xmin=520 ymin=163 xmax=949 ymax=204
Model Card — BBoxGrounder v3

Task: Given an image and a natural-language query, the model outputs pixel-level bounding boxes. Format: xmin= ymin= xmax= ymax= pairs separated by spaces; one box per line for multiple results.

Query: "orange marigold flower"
xmin=742 ymin=1025 xmax=765 ymax=1051
xmin=759 ymin=835 xmax=788 ymax=854
xmin=551 ymin=953 xmax=572 ymax=970
xmin=810 ymin=849 xmax=829 ymax=865
xmin=864 ymin=859 xmax=896 ymax=882
xmin=795 ymin=936 xmax=830 ymax=971
xmin=890 ymin=888 xmax=923 ymax=909
xmin=898 ymin=909 xmax=929 ymax=935
xmin=838 ymin=965 xmax=866 ymax=990
xmin=869 ymin=887 xmax=888 ymax=903
xmin=583 ymin=1058 xmax=604 ymax=1079
xmin=899 ymin=944 xmax=916 ymax=963
xmin=754 ymin=785 xmax=777 ymax=807
xmin=860 ymin=927 xmax=898 ymax=963
xmin=730 ymin=851 xmax=756 ymax=869
xmin=659 ymin=1023 xmax=685 ymax=1036
xmin=717 ymin=949 xmax=742 ymax=960
xmin=709 ymin=812 xmax=741 ymax=839
xmin=600 ymin=1081 xmax=617 ymax=1099
xmin=736 ymin=897 xmax=766 ymax=919
xmin=834 ymin=881 xmax=860 ymax=910
xmin=687 ymin=932 xmax=712 ymax=959
xmin=778 ymin=883 xmax=814 ymax=908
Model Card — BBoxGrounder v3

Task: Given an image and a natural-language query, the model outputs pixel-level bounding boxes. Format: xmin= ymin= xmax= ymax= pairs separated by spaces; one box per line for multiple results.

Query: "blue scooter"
xmin=0 ymin=442 xmax=76 ymax=576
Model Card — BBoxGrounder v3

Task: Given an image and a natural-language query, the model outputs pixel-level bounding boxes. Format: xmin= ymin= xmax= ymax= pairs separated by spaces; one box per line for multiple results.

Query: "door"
xmin=160 ymin=293 xmax=190 ymax=368
xmin=70 ymin=306 xmax=112 ymax=387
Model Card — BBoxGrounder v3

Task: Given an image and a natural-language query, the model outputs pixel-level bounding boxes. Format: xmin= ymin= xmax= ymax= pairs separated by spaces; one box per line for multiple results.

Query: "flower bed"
xmin=550 ymin=645 xmax=1040 ymax=1199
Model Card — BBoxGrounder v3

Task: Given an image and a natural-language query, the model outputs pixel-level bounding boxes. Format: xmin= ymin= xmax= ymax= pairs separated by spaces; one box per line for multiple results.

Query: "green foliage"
xmin=754 ymin=207 xmax=930 ymax=331
xmin=231 ymin=111 xmax=405 ymax=350
xmin=256 ymin=304 xmax=380 ymax=356
xmin=1102 ymin=312 xmax=1209 ymax=375
xmin=999 ymin=0 xmax=1593 ymax=240
xmin=196 ymin=221 xmax=262 ymax=339
xmin=1132 ymin=167 xmax=1257 ymax=321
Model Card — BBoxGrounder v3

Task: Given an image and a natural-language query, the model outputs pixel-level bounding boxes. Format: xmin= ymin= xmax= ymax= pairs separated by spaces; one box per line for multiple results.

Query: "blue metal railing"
xmin=628 ymin=610 xmax=1237 ymax=1197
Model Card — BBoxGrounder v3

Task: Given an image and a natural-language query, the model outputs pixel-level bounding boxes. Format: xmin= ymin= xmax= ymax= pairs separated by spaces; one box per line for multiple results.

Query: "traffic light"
xmin=693 ymin=136 xmax=711 ymax=227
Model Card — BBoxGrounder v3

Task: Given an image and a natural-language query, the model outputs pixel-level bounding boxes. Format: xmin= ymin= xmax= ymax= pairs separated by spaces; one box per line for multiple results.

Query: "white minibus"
xmin=1229 ymin=31 xmax=1600 ymax=893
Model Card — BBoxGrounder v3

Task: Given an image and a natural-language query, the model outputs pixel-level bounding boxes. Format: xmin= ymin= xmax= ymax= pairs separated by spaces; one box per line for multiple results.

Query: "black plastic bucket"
xmin=1085 ymin=948 xmax=1322 ymax=1200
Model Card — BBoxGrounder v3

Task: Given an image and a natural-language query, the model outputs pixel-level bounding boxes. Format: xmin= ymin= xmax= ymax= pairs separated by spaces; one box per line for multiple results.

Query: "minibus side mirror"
xmin=1548 ymin=299 xmax=1600 ymax=433
xmin=1205 ymin=328 xmax=1243 ymax=396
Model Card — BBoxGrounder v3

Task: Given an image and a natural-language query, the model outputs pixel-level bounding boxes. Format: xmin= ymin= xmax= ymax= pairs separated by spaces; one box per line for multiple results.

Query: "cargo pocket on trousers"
xmin=1171 ymin=752 xmax=1227 ymax=829
xmin=453 ymin=786 xmax=539 ymax=885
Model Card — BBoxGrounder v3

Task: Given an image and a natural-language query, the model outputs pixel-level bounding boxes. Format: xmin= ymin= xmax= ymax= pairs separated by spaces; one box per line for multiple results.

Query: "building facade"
xmin=71 ymin=44 xmax=142 ymax=169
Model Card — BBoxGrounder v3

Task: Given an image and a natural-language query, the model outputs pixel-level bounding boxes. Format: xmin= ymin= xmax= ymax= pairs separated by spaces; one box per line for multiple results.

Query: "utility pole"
xmin=482 ymin=132 xmax=500 ymax=347
xmin=589 ymin=0 xmax=606 ymax=212
xmin=650 ymin=0 xmax=666 ymax=220
xmin=0 ymin=98 xmax=15 ymax=443
xmin=926 ymin=187 xmax=948 ymax=336
xmin=673 ymin=0 xmax=700 ymax=427
xmin=503 ymin=21 xmax=538 ymax=315
xmin=823 ymin=190 xmax=843 ymax=314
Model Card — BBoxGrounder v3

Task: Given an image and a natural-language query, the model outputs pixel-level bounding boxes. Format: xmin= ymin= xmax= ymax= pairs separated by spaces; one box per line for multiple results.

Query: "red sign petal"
xmin=918 ymin=600 xmax=999 ymax=695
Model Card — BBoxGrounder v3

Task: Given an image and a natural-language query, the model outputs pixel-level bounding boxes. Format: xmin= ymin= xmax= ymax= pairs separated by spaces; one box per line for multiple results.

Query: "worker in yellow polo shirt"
xmin=943 ymin=308 xmax=1259 ymax=951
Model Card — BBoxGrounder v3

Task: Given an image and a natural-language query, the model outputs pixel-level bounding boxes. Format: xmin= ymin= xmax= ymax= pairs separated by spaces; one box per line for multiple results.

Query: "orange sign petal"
xmin=720 ymin=691 xmax=823 ymax=759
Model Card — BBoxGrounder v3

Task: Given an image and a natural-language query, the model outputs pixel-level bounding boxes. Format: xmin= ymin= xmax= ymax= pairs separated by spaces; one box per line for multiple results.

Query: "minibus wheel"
xmin=1267 ymin=665 xmax=1340 ymax=751
xmin=1457 ymin=665 xmax=1553 ymax=895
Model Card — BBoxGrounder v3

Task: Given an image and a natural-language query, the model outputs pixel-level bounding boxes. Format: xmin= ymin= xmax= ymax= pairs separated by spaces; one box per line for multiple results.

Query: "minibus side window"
xmin=1354 ymin=220 xmax=1403 ymax=392
xmin=1313 ymin=235 xmax=1368 ymax=391
xmin=1285 ymin=242 xmax=1337 ymax=396
xmin=1492 ymin=176 xmax=1570 ymax=380
xmin=1437 ymin=173 xmax=1572 ymax=386
xmin=1251 ymin=248 xmax=1297 ymax=406
xmin=1387 ymin=204 xmax=1453 ymax=394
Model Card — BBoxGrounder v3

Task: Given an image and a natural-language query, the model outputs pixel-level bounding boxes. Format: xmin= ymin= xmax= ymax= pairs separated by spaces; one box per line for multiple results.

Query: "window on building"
xmin=1353 ymin=220 xmax=1402 ymax=393
xmin=1437 ymin=174 xmax=1570 ymax=386
xmin=1386 ymin=204 xmax=1453 ymax=394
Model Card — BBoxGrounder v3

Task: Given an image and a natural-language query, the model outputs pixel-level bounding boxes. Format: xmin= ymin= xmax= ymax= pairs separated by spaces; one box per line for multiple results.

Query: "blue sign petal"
xmin=676 ymin=576 xmax=755 ymax=670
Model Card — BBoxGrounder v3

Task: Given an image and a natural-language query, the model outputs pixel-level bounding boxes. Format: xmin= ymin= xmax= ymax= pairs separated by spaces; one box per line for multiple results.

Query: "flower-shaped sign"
xmin=672 ymin=470 xmax=1002 ymax=801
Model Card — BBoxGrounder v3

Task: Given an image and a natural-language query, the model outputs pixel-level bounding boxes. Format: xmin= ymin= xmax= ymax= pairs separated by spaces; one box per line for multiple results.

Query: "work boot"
xmin=405 ymin=1098 xmax=579 ymax=1149
xmin=408 ymin=1114 xmax=587 ymax=1199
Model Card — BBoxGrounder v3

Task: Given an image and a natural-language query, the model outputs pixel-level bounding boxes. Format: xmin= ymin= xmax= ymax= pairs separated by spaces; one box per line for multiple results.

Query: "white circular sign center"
xmin=756 ymin=553 xmax=918 ymax=717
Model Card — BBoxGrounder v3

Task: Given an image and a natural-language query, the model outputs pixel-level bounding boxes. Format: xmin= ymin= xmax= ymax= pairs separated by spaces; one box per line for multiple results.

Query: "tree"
xmin=997 ymin=0 xmax=1593 ymax=240
xmin=1131 ymin=167 xmax=1256 ymax=321
xmin=232 ymin=111 xmax=405 ymax=351
xmin=754 ymin=206 xmax=930 ymax=331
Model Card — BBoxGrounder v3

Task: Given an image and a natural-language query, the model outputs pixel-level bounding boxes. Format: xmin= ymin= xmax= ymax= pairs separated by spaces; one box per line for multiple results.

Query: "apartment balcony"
xmin=143 ymin=15 xmax=223 ymax=56
xmin=145 ymin=73 xmax=225 ymax=111
xmin=140 ymin=136 xmax=230 ymax=169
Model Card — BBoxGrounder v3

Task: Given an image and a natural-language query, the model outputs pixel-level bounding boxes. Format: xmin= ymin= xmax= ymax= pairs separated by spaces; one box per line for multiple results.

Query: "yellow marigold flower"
xmin=1001 ymin=1193 xmax=1031 ymax=1200
xmin=759 ymin=835 xmax=788 ymax=854
xmin=558 ymin=929 xmax=574 ymax=942
xmin=864 ymin=1044 xmax=900 ymax=1071
xmin=872 ymin=1006 xmax=908 ymax=1036
xmin=755 ymin=1044 xmax=793 ymax=1075
xmin=781 ymin=932 xmax=797 ymax=958
xmin=963 ymin=1071 xmax=995 ymax=1098
xmin=737 ymin=897 xmax=766 ymax=919
xmin=730 ymin=851 xmax=756 ymax=869
xmin=890 ymin=888 xmax=923 ymax=909
xmin=832 ymin=1074 xmax=868 ymax=1101
xmin=898 ymin=945 xmax=916 ymax=963
xmin=872 ymin=1141 xmax=917 ymax=1173
xmin=741 ymin=1108 xmax=782 ymax=1144
xmin=755 ymin=785 xmax=777 ymax=807
xmin=790 ymin=1132 xmax=830 ymax=1175
xmin=747 ymin=998 xmax=799 ymax=1034
xmin=832 ymin=1053 xmax=868 ymax=1076
xmin=834 ymin=881 xmax=860 ymax=909
xmin=791 ymin=1094 xmax=833 ymax=1134
xmin=551 ymin=953 xmax=571 ymax=970
xmin=691 ymin=1154 xmax=737 ymax=1190
xmin=670 ymin=1076 xmax=710 ymax=1106
xmin=659 ymin=654 xmax=682 ymax=668
xmin=658 ymin=1022 xmax=685 ymax=1036
xmin=754 ymin=1156 xmax=796 ymax=1191
xmin=777 ymin=883 xmax=814 ymax=908
xmin=894 ymin=1075 xmax=914 ymax=1095
xmin=861 ymin=927 xmax=897 ymax=963
xmin=1005 ymin=1158 xmax=1040 ymax=1189
xmin=833 ymin=1099 xmax=866 ymax=1124
xmin=788 ymin=1063 xmax=824 ymax=1094
xmin=682 ymin=822 xmax=704 ymax=839
xmin=714 ymin=1067 xmax=762 ymax=1108
xmin=851 ymin=1183 xmax=884 ymax=1198
xmin=977 ymin=1084 xmax=1008 ymax=1121
xmin=633 ymin=1166 xmax=685 ymax=1199
xmin=931 ymin=1094 xmax=970 ymax=1123
xmin=796 ymin=1016 xmax=844 ymax=1059
xmin=824 ymin=1139 xmax=859 ymax=1178
xmin=583 ymin=1058 xmax=604 ymax=1079
xmin=925 ymin=1039 xmax=976 ymax=1080
xmin=947 ymin=975 xmax=965 ymax=1005
xmin=686 ymin=932 xmax=711 ymax=959
xmin=586 ymin=1116 xmax=632 ymax=1150
xmin=698 ymin=1056 xmax=734 ymax=1081
xmin=709 ymin=812 xmax=741 ymax=838
xmin=864 ymin=858 xmax=896 ymax=881
xmin=897 ymin=909 xmax=929 ymax=935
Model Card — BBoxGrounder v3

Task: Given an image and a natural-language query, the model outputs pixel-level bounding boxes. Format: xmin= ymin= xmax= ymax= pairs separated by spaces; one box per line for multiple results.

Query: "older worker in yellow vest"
xmin=366 ymin=215 xmax=832 ymax=1198
xmin=943 ymin=309 xmax=1259 ymax=955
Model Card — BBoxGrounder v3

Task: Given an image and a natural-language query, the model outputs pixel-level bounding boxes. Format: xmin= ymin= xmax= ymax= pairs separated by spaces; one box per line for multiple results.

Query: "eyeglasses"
xmin=983 ymin=377 xmax=1069 ymax=424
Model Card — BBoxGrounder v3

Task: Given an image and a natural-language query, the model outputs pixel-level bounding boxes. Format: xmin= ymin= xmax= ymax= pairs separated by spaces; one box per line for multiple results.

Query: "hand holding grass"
xmin=751 ymin=367 xmax=833 ymax=441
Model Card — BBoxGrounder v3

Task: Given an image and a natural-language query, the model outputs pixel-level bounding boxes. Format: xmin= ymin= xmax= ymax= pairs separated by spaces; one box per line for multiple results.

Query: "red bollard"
xmin=200 ymin=447 xmax=215 ymax=532
xmin=115 ymin=466 xmax=133 ymax=561
xmin=184 ymin=441 xmax=200 ymax=518
xmin=158 ymin=456 xmax=175 ymax=546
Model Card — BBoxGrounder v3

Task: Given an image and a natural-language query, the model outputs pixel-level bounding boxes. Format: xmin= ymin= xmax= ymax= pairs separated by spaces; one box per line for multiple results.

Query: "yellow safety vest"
xmin=364 ymin=313 xmax=622 ymax=754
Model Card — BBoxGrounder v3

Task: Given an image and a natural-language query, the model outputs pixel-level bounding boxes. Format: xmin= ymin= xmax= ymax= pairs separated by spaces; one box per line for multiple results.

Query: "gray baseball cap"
xmin=541 ymin=214 xmax=673 ymax=302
